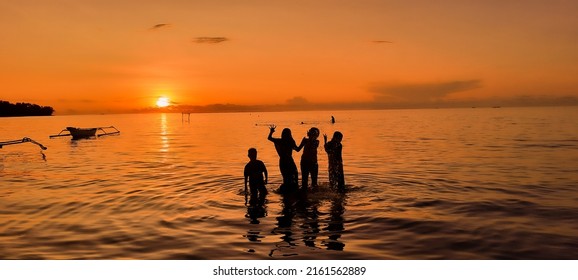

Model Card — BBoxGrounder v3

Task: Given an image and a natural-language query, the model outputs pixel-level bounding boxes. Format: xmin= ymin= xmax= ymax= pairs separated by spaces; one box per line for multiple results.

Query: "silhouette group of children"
xmin=244 ymin=123 xmax=344 ymax=202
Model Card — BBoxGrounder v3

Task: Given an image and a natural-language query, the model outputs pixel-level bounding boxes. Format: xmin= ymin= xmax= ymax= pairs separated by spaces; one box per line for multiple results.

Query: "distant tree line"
xmin=0 ymin=100 xmax=54 ymax=117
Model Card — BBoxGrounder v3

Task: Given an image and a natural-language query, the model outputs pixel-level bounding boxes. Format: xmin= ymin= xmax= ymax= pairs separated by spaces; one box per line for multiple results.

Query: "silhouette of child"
xmin=324 ymin=131 xmax=345 ymax=192
xmin=244 ymin=148 xmax=268 ymax=203
xmin=297 ymin=127 xmax=320 ymax=191
xmin=267 ymin=125 xmax=299 ymax=192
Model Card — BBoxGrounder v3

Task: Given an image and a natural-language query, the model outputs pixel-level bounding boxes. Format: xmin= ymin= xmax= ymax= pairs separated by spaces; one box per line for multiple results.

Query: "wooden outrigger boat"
xmin=0 ymin=137 xmax=47 ymax=150
xmin=50 ymin=126 xmax=120 ymax=140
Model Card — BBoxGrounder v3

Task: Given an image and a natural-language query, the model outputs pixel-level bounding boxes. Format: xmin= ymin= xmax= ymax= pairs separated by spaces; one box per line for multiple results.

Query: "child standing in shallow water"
xmin=244 ymin=148 xmax=268 ymax=204
xmin=324 ymin=131 xmax=345 ymax=192
xmin=267 ymin=125 xmax=299 ymax=192
xmin=297 ymin=127 xmax=320 ymax=191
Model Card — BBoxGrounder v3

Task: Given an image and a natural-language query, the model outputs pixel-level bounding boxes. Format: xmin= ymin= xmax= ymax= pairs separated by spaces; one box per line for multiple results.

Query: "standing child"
xmin=244 ymin=148 xmax=268 ymax=204
xmin=297 ymin=127 xmax=320 ymax=191
xmin=324 ymin=131 xmax=345 ymax=192
xmin=268 ymin=125 xmax=299 ymax=192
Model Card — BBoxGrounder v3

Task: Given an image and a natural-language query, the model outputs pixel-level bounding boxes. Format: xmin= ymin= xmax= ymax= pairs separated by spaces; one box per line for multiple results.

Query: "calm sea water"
xmin=1 ymin=107 xmax=577 ymax=259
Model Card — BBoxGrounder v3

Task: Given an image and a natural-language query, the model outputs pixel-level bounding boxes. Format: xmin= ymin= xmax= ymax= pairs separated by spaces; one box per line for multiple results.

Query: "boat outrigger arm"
xmin=0 ymin=137 xmax=48 ymax=150
xmin=50 ymin=126 xmax=121 ymax=139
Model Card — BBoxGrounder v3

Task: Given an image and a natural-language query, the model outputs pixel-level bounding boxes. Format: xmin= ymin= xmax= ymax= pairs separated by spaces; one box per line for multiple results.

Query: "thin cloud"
xmin=286 ymin=96 xmax=309 ymax=105
xmin=150 ymin=23 xmax=171 ymax=30
xmin=192 ymin=37 xmax=229 ymax=44
xmin=372 ymin=40 xmax=393 ymax=44
xmin=57 ymin=98 xmax=96 ymax=103
xmin=371 ymin=80 xmax=483 ymax=102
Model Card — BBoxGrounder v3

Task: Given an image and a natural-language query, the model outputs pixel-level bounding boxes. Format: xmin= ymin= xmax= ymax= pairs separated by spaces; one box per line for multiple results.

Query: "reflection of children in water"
xmin=296 ymin=127 xmax=320 ymax=192
xmin=323 ymin=194 xmax=346 ymax=251
xmin=246 ymin=195 xmax=267 ymax=225
xmin=268 ymin=125 xmax=299 ymax=192
xmin=299 ymin=197 xmax=320 ymax=248
xmin=245 ymin=193 xmax=267 ymax=243
xmin=268 ymin=195 xmax=298 ymax=257
xmin=269 ymin=192 xmax=346 ymax=257
xmin=244 ymin=148 xmax=268 ymax=204
xmin=324 ymin=131 xmax=345 ymax=192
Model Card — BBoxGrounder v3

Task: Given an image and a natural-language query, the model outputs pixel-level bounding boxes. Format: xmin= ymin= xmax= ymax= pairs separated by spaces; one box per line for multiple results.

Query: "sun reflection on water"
xmin=160 ymin=113 xmax=169 ymax=154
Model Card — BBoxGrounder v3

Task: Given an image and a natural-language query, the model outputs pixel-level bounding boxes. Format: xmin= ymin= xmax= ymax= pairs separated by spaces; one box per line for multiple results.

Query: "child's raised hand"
xmin=269 ymin=125 xmax=276 ymax=132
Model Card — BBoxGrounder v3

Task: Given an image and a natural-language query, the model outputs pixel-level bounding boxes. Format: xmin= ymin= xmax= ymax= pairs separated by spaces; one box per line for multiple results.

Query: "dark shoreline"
xmin=0 ymin=100 xmax=54 ymax=117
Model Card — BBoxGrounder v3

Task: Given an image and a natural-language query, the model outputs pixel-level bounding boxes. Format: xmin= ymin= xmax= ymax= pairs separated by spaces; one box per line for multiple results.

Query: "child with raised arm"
xmin=244 ymin=148 xmax=268 ymax=203
xmin=324 ymin=131 xmax=345 ymax=192
xmin=267 ymin=125 xmax=299 ymax=192
xmin=297 ymin=127 xmax=320 ymax=191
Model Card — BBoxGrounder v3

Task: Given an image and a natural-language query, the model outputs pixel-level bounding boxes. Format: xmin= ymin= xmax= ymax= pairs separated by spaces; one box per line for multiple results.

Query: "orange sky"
xmin=1 ymin=0 xmax=577 ymax=114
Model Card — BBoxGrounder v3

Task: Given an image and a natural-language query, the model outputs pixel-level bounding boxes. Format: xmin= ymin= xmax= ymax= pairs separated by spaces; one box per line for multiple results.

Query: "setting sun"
xmin=156 ymin=97 xmax=170 ymax=108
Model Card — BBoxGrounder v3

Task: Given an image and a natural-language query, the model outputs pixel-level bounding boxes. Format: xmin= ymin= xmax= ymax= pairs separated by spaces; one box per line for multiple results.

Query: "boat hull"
xmin=66 ymin=127 xmax=97 ymax=139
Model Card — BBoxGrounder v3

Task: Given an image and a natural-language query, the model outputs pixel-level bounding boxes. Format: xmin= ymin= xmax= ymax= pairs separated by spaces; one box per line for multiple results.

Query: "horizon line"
xmin=23 ymin=103 xmax=578 ymax=116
